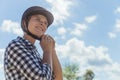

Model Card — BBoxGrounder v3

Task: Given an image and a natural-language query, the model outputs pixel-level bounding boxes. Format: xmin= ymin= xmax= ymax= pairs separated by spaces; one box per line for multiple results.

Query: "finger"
xmin=46 ymin=35 xmax=53 ymax=40
xmin=48 ymin=35 xmax=55 ymax=42
xmin=45 ymin=34 xmax=51 ymax=41
xmin=41 ymin=35 xmax=45 ymax=41
xmin=41 ymin=35 xmax=48 ymax=42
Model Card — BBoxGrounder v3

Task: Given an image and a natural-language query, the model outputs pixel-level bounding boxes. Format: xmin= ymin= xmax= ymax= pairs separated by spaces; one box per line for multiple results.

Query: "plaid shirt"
xmin=4 ymin=36 xmax=54 ymax=80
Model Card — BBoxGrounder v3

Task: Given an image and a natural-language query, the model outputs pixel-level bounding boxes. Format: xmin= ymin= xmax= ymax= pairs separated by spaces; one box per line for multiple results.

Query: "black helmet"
xmin=21 ymin=6 xmax=54 ymax=40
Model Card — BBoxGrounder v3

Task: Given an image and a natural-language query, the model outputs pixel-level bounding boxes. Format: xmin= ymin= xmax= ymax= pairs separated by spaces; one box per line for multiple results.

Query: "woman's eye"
xmin=44 ymin=22 xmax=47 ymax=25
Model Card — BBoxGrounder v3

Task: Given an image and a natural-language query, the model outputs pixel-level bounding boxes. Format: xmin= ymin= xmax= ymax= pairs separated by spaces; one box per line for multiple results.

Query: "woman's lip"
xmin=35 ymin=29 xmax=42 ymax=33
xmin=35 ymin=26 xmax=44 ymax=31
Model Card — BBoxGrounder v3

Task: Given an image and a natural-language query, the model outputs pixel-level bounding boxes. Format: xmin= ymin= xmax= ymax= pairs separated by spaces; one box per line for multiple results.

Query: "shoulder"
xmin=8 ymin=39 xmax=22 ymax=48
xmin=5 ymin=37 xmax=25 ymax=52
xmin=4 ymin=37 xmax=30 ymax=58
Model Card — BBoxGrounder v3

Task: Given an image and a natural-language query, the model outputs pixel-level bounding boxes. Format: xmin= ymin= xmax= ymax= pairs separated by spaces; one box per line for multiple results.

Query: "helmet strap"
xmin=26 ymin=29 xmax=41 ymax=41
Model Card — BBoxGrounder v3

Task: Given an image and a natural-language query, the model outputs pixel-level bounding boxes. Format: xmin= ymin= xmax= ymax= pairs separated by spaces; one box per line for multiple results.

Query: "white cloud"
xmin=115 ymin=19 xmax=120 ymax=32
xmin=0 ymin=49 xmax=4 ymax=60
xmin=57 ymin=27 xmax=67 ymax=39
xmin=70 ymin=23 xmax=87 ymax=36
xmin=110 ymin=65 xmax=120 ymax=79
xmin=108 ymin=32 xmax=117 ymax=39
xmin=115 ymin=7 xmax=120 ymax=14
xmin=57 ymin=27 xmax=67 ymax=35
xmin=110 ymin=7 xmax=120 ymax=39
xmin=70 ymin=15 xmax=97 ymax=37
xmin=0 ymin=64 xmax=3 ymax=69
xmin=85 ymin=15 xmax=97 ymax=23
xmin=57 ymin=38 xmax=112 ymax=65
xmin=45 ymin=0 xmax=74 ymax=25
xmin=108 ymin=19 xmax=120 ymax=39
xmin=0 ymin=49 xmax=5 ymax=80
xmin=0 ymin=49 xmax=5 ymax=69
xmin=56 ymin=37 xmax=120 ymax=80
xmin=0 ymin=20 xmax=23 ymax=35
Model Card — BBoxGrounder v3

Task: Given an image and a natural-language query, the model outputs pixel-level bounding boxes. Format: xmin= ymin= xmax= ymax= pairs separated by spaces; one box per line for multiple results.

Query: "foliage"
xmin=63 ymin=63 xmax=80 ymax=80
xmin=63 ymin=63 xmax=95 ymax=80
xmin=84 ymin=69 xmax=95 ymax=80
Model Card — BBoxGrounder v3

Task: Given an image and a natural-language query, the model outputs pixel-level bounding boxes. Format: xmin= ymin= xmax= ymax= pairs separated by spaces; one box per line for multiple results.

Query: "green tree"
xmin=62 ymin=63 xmax=95 ymax=80
xmin=83 ymin=69 xmax=95 ymax=80
xmin=63 ymin=63 xmax=80 ymax=80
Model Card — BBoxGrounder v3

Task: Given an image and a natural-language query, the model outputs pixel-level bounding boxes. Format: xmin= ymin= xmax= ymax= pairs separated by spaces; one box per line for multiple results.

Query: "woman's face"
xmin=28 ymin=14 xmax=48 ymax=38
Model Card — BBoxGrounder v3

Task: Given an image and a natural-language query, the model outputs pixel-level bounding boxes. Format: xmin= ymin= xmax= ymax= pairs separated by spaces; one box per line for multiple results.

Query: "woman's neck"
xmin=23 ymin=33 xmax=36 ymax=44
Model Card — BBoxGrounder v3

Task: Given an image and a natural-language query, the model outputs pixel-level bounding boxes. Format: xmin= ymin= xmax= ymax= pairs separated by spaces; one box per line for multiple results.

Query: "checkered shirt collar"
xmin=17 ymin=36 xmax=36 ymax=49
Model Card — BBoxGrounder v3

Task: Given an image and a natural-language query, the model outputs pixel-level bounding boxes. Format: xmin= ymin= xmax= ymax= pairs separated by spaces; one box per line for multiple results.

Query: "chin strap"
xmin=24 ymin=26 xmax=41 ymax=41
xmin=27 ymin=30 xmax=41 ymax=41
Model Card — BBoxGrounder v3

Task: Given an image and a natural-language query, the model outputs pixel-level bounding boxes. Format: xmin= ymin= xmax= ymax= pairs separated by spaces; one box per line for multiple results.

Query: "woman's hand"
xmin=40 ymin=34 xmax=55 ymax=53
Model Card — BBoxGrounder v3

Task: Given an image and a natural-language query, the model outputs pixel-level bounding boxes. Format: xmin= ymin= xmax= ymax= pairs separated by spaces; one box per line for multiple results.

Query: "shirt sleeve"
xmin=6 ymin=42 xmax=54 ymax=80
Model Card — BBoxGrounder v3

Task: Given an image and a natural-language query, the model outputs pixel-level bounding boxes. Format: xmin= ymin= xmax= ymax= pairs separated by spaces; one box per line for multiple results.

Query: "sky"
xmin=0 ymin=0 xmax=120 ymax=80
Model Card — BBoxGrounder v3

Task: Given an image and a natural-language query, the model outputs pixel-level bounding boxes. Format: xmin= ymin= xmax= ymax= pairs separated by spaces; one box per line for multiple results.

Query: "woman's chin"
xmin=38 ymin=34 xmax=44 ymax=38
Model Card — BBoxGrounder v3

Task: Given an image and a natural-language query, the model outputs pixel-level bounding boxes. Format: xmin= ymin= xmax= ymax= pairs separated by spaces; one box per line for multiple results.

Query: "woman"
xmin=4 ymin=6 xmax=63 ymax=80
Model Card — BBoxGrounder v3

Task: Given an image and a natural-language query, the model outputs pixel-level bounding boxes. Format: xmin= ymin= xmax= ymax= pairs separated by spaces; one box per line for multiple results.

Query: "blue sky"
xmin=0 ymin=0 xmax=120 ymax=80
